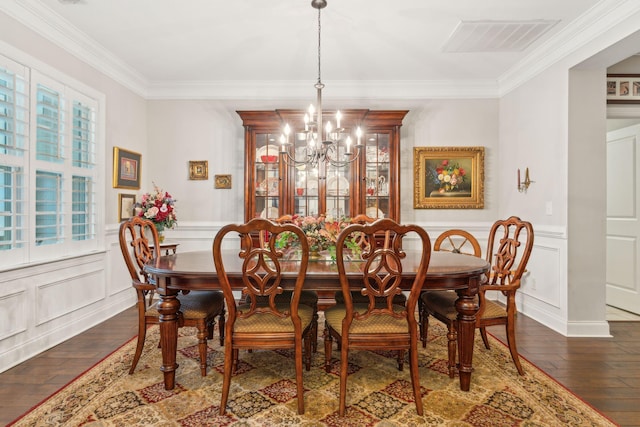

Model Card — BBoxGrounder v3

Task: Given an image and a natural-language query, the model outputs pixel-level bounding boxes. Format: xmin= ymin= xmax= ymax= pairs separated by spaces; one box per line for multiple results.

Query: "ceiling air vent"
xmin=443 ymin=20 xmax=559 ymax=52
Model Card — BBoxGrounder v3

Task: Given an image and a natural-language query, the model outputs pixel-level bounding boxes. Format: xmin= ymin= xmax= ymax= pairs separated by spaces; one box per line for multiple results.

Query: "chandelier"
xmin=279 ymin=0 xmax=363 ymax=176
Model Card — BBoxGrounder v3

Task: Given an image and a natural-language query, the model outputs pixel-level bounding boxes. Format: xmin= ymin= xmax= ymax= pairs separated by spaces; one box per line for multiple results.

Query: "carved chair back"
xmin=434 ymin=229 xmax=482 ymax=257
xmin=335 ymin=218 xmax=431 ymax=326
xmin=213 ymin=217 xmax=310 ymax=325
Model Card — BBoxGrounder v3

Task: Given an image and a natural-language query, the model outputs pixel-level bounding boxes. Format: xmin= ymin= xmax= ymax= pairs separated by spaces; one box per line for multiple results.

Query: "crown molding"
xmin=5 ymin=0 xmax=637 ymax=101
xmin=499 ymin=0 xmax=640 ymax=96
xmin=1 ymin=0 xmax=148 ymax=97
xmin=145 ymin=79 xmax=499 ymax=100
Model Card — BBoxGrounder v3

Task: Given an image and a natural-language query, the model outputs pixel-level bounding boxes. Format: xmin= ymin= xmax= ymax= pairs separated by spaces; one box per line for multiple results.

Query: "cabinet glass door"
xmin=364 ymin=133 xmax=390 ymax=219
xmin=326 ymin=161 xmax=352 ymax=219
xmin=293 ymin=167 xmax=320 ymax=217
xmin=254 ymin=134 xmax=281 ymax=219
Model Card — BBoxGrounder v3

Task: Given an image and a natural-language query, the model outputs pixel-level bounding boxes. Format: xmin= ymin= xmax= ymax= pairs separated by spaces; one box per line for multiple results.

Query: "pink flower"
xmin=144 ymin=206 xmax=159 ymax=219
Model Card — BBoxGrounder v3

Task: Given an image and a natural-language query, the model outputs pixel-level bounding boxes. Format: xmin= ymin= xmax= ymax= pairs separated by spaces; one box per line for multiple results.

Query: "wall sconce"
xmin=518 ymin=168 xmax=534 ymax=193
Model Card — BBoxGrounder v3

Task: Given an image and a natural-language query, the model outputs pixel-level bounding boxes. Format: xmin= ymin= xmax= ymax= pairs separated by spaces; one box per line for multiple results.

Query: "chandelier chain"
xmin=317 ymin=6 xmax=322 ymax=86
xmin=278 ymin=0 xmax=362 ymax=178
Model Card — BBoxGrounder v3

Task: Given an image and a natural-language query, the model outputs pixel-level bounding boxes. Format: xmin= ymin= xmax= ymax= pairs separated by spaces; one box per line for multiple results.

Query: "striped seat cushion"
xmin=233 ymin=304 xmax=314 ymax=333
xmin=325 ymin=303 xmax=410 ymax=335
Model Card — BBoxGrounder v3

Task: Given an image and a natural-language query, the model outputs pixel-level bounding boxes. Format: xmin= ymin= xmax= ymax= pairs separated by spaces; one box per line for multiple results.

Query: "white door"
xmin=606 ymin=124 xmax=640 ymax=315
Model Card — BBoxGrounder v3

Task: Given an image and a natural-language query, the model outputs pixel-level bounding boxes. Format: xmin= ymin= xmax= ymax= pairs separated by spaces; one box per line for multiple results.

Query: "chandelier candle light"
xmin=279 ymin=0 xmax=364 ymax=179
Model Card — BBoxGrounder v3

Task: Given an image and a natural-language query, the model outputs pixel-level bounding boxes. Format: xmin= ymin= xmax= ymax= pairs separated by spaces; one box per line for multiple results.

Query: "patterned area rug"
xmin=10 ymin=317 xmax=616 ymax=426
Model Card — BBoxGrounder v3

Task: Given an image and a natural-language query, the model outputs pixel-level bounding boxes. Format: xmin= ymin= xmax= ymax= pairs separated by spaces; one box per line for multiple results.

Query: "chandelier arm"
xmin=326 ymin=149 xmax=362 ymax=167
xmin=280 ymin=150 xmax=319 ymax=169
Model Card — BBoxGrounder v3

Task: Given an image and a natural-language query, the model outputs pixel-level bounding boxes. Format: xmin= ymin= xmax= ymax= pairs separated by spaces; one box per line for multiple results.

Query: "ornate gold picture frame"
xmin=113 ymin=147 xmax=141 ymax=189
xmin=413 ymin=146 xmax=484 ymax=209
xmin=189 ymin=160 xmax=208 ymax=180
xmin=214 ymin=174 xmax=232 ymax=189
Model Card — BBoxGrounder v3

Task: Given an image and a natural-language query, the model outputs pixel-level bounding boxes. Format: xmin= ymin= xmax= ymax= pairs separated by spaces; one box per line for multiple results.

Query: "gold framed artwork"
xmin=214 ymin=174 xmax=232 ymax=189
xmin=607 ymin=74 xmax=640 ymax=104
xmin=118 ymin=193 xmax=136 ymax=222
xmin=113 ymin=147 xmax=141 ymax=189
xmin=413 ymin=146 xmax=484 ymax=209
xmin=189 ymin=160 xmax=208 ymax=180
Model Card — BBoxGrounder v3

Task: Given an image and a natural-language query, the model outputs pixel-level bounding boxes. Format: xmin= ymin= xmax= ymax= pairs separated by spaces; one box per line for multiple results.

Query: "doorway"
xmin=606 ymin=118 xmax=640 ymax=317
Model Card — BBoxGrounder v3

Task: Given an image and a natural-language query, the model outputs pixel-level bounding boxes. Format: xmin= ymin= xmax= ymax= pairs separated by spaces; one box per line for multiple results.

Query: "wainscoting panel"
xmin=0 ymin=289 xmax=27 ymax=341
xmin=36 ymin=269 xmax=106 ymax=326
xmin=0 ymin=244 xmax=134 ymax=373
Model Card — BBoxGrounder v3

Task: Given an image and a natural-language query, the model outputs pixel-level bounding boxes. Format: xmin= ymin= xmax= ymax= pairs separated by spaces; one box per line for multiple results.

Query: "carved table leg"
xmin=455 ymin=276 xmax=480 ymax=391
xmin=156 ymin=277 xmax=180 ymax=390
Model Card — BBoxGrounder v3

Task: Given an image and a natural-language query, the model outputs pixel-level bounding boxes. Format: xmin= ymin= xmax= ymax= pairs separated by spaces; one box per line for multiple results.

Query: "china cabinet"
xmin=238 ymin=109 xmax=407 ymax=223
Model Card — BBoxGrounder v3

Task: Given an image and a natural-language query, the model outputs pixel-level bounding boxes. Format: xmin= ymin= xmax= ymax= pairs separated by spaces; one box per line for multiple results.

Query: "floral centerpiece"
xmin=136 ymin=183 xmax=177 ymax=241
xmin=276 ymin=214 xmax=361 ymax=260
xmin=430 ymin=159 xmax=467 ymax=193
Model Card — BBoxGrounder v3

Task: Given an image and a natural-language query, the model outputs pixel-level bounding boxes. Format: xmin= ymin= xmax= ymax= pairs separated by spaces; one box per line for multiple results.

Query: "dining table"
xmin=144 ymin=249 xmax=489 ymax=392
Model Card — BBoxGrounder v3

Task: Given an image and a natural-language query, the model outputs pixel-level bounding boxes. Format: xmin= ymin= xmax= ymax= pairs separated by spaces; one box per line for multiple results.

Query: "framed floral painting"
xmin=413 ymin=146 xmax=484 ymax=209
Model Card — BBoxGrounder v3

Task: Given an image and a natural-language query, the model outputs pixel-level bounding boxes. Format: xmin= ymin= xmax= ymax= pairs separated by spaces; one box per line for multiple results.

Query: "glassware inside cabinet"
xmin=364 ymin=132 xmax=390 ymax=219
xmin=293 ymin=168 xmax=319 ymax=217
xmin=326 ymin=161 xmax=351 ymax=218
xmin=255 ymin=134 xmax=281 ymax=219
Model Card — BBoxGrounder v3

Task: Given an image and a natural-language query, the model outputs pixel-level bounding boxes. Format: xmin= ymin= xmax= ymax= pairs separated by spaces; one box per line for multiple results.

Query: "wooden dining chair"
xmin=119 ymin=216 xmax=225 ymax=376
xmin=419 ymin=229 xmax=482 ymax=378
xmin=213 ymin=218 xmax=314 ymax=415
xmin=323 ymin=218 xmax=432 ymax=416
xmin=251 ymin=215 xmax=319 ymax=352
xmin=333 ymin=214 xmax=407 ymax=307
xmin=421 ymin=217 xmax=534 ymax=376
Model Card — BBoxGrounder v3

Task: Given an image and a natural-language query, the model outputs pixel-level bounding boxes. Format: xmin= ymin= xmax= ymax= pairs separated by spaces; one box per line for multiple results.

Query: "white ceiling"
xmin=4 ymin=0 xmax=620 ymax=99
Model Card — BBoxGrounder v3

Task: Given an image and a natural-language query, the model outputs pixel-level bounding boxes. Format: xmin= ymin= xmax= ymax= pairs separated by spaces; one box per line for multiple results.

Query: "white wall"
xmin=496 ymin=7 xmax=640 ymax=337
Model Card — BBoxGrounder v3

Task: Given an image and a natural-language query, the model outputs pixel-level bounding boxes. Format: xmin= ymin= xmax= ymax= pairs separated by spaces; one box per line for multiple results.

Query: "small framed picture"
xmin=113 ymin=147 xmax=141 ymax=189
xmin=215 ymin=174 xmax=232 ymax=189
xmin=118 ymin=193 xmax=136 ymax=222
xmin=189 ymin=160 xmax=209 ymax=180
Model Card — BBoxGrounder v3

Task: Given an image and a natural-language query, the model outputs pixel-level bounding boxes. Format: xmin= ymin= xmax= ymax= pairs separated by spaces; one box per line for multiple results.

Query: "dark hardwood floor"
xmin=1 ymin=306 xmax=638 ymax=426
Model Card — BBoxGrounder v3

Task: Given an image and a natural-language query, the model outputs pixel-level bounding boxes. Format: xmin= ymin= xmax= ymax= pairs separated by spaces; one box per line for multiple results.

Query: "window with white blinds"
xmin=0 ymin=53 xmax=101 ymax=268
xmin=0 ymin=56 xmax=28 ymax=261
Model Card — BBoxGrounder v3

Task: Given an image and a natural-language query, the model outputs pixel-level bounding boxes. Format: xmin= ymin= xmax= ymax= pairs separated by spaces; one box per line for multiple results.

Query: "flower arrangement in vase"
xmin=136 ymin=183 xmax=177 ymax=242
xmin=276 ymin=214 xmax=361 ymax=260
xmin=431 ymin=159 xmax=467 ymax=193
